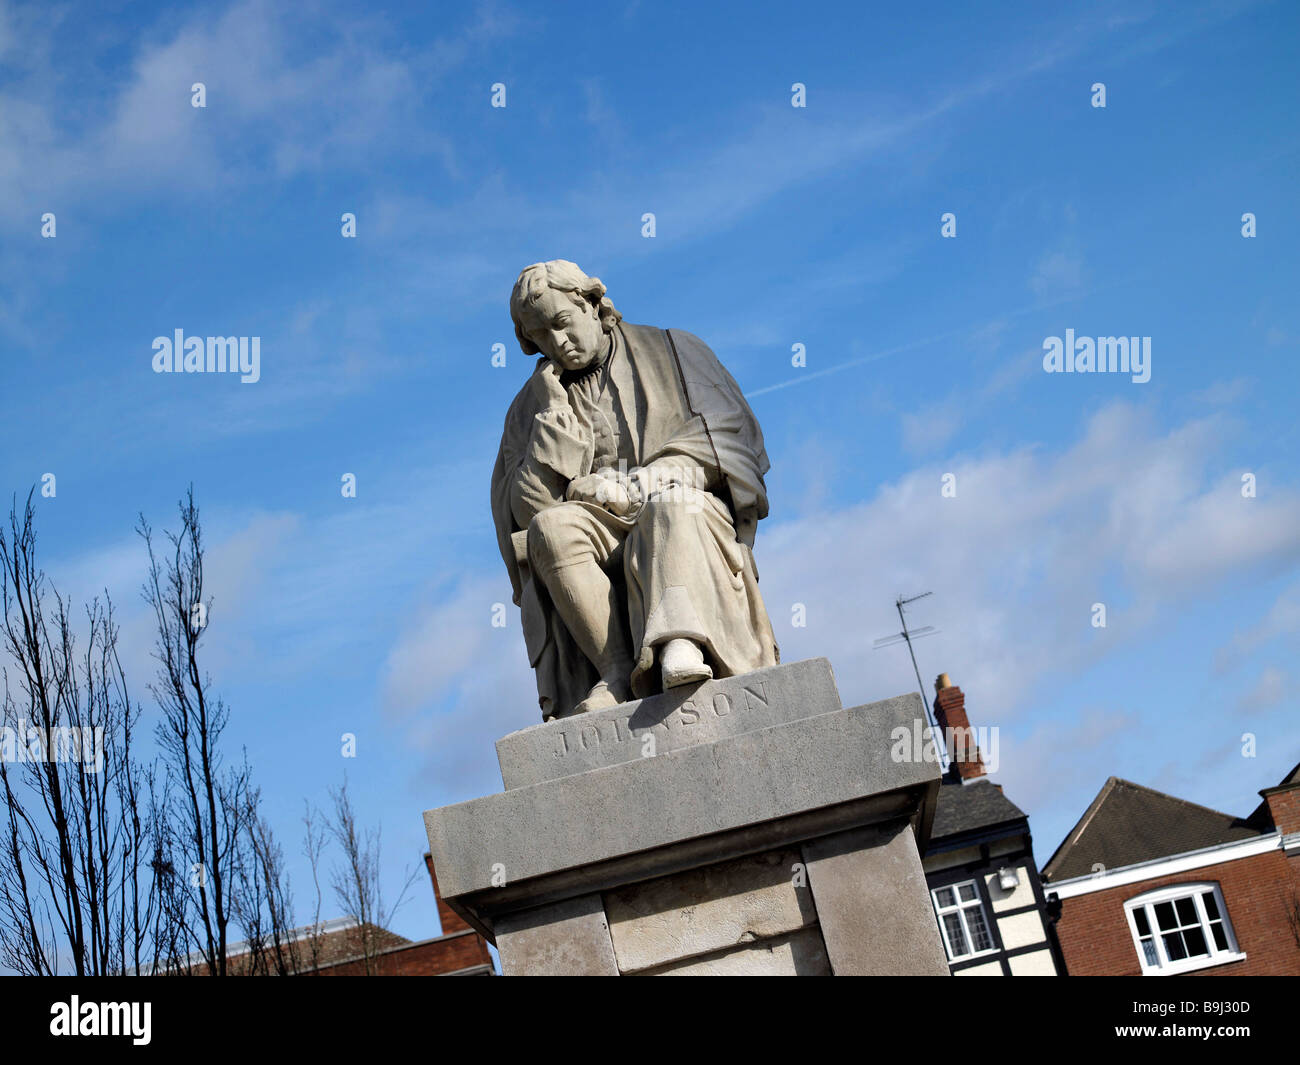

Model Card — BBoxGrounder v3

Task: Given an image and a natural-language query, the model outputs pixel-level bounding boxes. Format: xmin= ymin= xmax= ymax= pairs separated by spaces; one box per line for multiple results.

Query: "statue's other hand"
xmin=566 ymin=473 xmax=636 ymax=516
xmin=564 ymin=474 xmax=604 ymax=506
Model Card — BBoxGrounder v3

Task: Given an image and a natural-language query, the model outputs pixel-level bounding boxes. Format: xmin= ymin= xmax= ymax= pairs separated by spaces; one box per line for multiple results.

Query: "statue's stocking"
xmin=541 ymin=559 xmax=634 ymax=699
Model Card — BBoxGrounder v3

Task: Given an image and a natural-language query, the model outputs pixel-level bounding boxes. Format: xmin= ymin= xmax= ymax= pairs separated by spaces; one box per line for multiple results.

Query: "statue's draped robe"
xmin=491 ymin=323 xmax=779 ymax=720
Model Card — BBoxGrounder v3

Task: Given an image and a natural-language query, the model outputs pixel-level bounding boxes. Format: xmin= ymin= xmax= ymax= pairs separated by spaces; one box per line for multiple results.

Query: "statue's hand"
xmin=567 ymin=471 xmax=636 ymax=516
xmin=526 ymin=362 xmax=589 ymax=482
xmin=533 ymin=358 xmax=569 ymax=411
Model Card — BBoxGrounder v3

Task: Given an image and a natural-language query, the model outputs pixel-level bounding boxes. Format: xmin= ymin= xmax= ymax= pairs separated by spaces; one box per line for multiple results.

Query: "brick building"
xmin=212 ymin=853 xmax=493 ymax=976
xmin=920 ymin=673 xmax=1064 ymax=976
xmin=1041 ymin=763 xmax=1300 ymax=976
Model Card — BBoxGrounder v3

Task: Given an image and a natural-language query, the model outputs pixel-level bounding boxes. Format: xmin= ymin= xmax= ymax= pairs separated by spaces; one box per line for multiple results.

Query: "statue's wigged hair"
xmin=510 ymin=260 xmax=622 ymax=356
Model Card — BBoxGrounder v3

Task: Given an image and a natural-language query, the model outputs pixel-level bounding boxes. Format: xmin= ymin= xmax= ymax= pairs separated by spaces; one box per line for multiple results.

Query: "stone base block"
xmin=423 ymin=658 xmax=949 ymax=976
xmin=495 ymin=894 xmax=618 ymax=976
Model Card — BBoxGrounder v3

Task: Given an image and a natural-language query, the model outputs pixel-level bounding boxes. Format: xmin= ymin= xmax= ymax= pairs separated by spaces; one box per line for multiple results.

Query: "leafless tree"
xmin=254 ymin=809 xmax=302 ymax=976
xmin=1 ymin=487 xmax=415 ymax=980
xmin=324 ymin=777 xmax=418 ymax=975
xmin=0 ymin=491 xmax=160 ymax=975
xmin=228 ymin=808 xmax=270 ymax=975
xmin=139 ymin=488 xmax=253 ymax=976
xmin=231 ymin=792 xmax=303 ymax=976
xmin=147 ymin=778 xmax=190 ymax=974
xmin=299 ymin=801 xmax=328 ymax=973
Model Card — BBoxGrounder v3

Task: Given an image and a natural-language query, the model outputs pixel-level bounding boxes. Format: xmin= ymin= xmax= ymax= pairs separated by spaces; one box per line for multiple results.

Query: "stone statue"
xmin=491 ymin=261 xmax=779 ymax=721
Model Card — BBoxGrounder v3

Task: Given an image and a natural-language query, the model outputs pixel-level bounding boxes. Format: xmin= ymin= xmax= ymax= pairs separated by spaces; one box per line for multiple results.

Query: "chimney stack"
xmin=933 ymin=673 xmax=987 ymax=783
xmin=1260 ymin=782 xmax=1300 ymax=836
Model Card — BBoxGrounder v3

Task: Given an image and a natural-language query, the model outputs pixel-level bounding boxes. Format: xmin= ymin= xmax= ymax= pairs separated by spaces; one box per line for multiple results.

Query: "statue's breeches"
xmin=527 ymin=500 xmax=627 ymax=580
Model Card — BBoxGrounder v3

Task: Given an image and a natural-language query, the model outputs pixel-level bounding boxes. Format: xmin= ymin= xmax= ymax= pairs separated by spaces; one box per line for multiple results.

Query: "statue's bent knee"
xmin=527 ymin=503 xmax=590 ymax=575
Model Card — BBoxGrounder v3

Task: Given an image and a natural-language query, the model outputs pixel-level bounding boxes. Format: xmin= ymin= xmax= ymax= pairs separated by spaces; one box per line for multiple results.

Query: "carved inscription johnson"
xmin=552 ymin=680 xmax=774 ymax=759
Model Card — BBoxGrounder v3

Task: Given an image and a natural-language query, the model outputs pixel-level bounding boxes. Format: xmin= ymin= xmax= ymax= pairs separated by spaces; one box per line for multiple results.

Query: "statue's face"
xmin=521 ymin=288 xmax=605 ymax=372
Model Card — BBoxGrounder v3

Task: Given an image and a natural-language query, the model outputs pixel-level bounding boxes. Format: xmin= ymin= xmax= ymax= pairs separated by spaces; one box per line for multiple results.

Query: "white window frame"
xmin=931 ymin=879 xmax=998 ymax=962
xmin=1123 ymin=882 xmax=1246 ymax=976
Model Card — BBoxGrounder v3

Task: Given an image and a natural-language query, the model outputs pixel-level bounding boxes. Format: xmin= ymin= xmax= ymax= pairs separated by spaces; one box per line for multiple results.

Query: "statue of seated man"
xmin=491 ymin=260 xmax=779 ymax=720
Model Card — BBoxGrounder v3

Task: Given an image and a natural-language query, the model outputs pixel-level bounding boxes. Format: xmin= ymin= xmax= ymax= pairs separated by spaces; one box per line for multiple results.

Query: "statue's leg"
xmin=528 ymin=503 xmax=634 ymax=712
xmin=626 ymin=485 xmax=775 ymax=693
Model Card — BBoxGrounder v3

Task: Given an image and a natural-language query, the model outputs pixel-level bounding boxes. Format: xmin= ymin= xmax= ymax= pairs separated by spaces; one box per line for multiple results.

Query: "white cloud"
xmin=1190 ymin=378 xmax=1252 ymax=405
xmin=899 ymin=344 xmax=1041 ymax=457
xmin=378 ymin=576 xmax=537 ymax=799
xmin=1029 ymin=249 xmax=1085 ymax=299
xmin=1237 ymin=666 xmax=1287 ymax=715
xmin=0 ymin=0 xmax=518 ymax=225
xmin=1216 ymin=581 xmax=1300 ymax=672
xmin=999 ymin=706 xmax=1138 ymax=818
xmin=380 ymin=576 xmax=514 ymax=716
xmin=758 ymin=403 xmax=1300 ymax=718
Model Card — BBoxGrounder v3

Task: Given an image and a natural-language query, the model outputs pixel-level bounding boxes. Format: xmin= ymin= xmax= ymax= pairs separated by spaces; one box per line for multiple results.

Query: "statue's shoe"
xmin=660 ymin=638 xmax=712 ymax=689
xmin=574 ymin=679 xmax=629 ymax=715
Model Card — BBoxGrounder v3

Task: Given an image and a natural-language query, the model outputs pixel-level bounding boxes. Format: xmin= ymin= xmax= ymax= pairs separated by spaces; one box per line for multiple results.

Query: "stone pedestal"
xmin=423 ymin=658 xmax=949 ymax=976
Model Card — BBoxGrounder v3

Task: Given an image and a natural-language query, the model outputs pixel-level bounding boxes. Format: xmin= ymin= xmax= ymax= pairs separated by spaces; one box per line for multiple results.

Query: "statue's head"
xmin=510 ymin=260 xmax=622 ymax=372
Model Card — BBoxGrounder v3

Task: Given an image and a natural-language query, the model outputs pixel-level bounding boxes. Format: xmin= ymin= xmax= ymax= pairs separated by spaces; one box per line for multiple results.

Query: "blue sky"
xmin=1 ymin=0 xmax=1297 ymax=942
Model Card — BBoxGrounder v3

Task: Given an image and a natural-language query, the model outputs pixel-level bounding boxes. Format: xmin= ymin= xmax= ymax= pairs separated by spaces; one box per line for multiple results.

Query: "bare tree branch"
xmin=0 ymin=491 xmax=160 ymax=975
